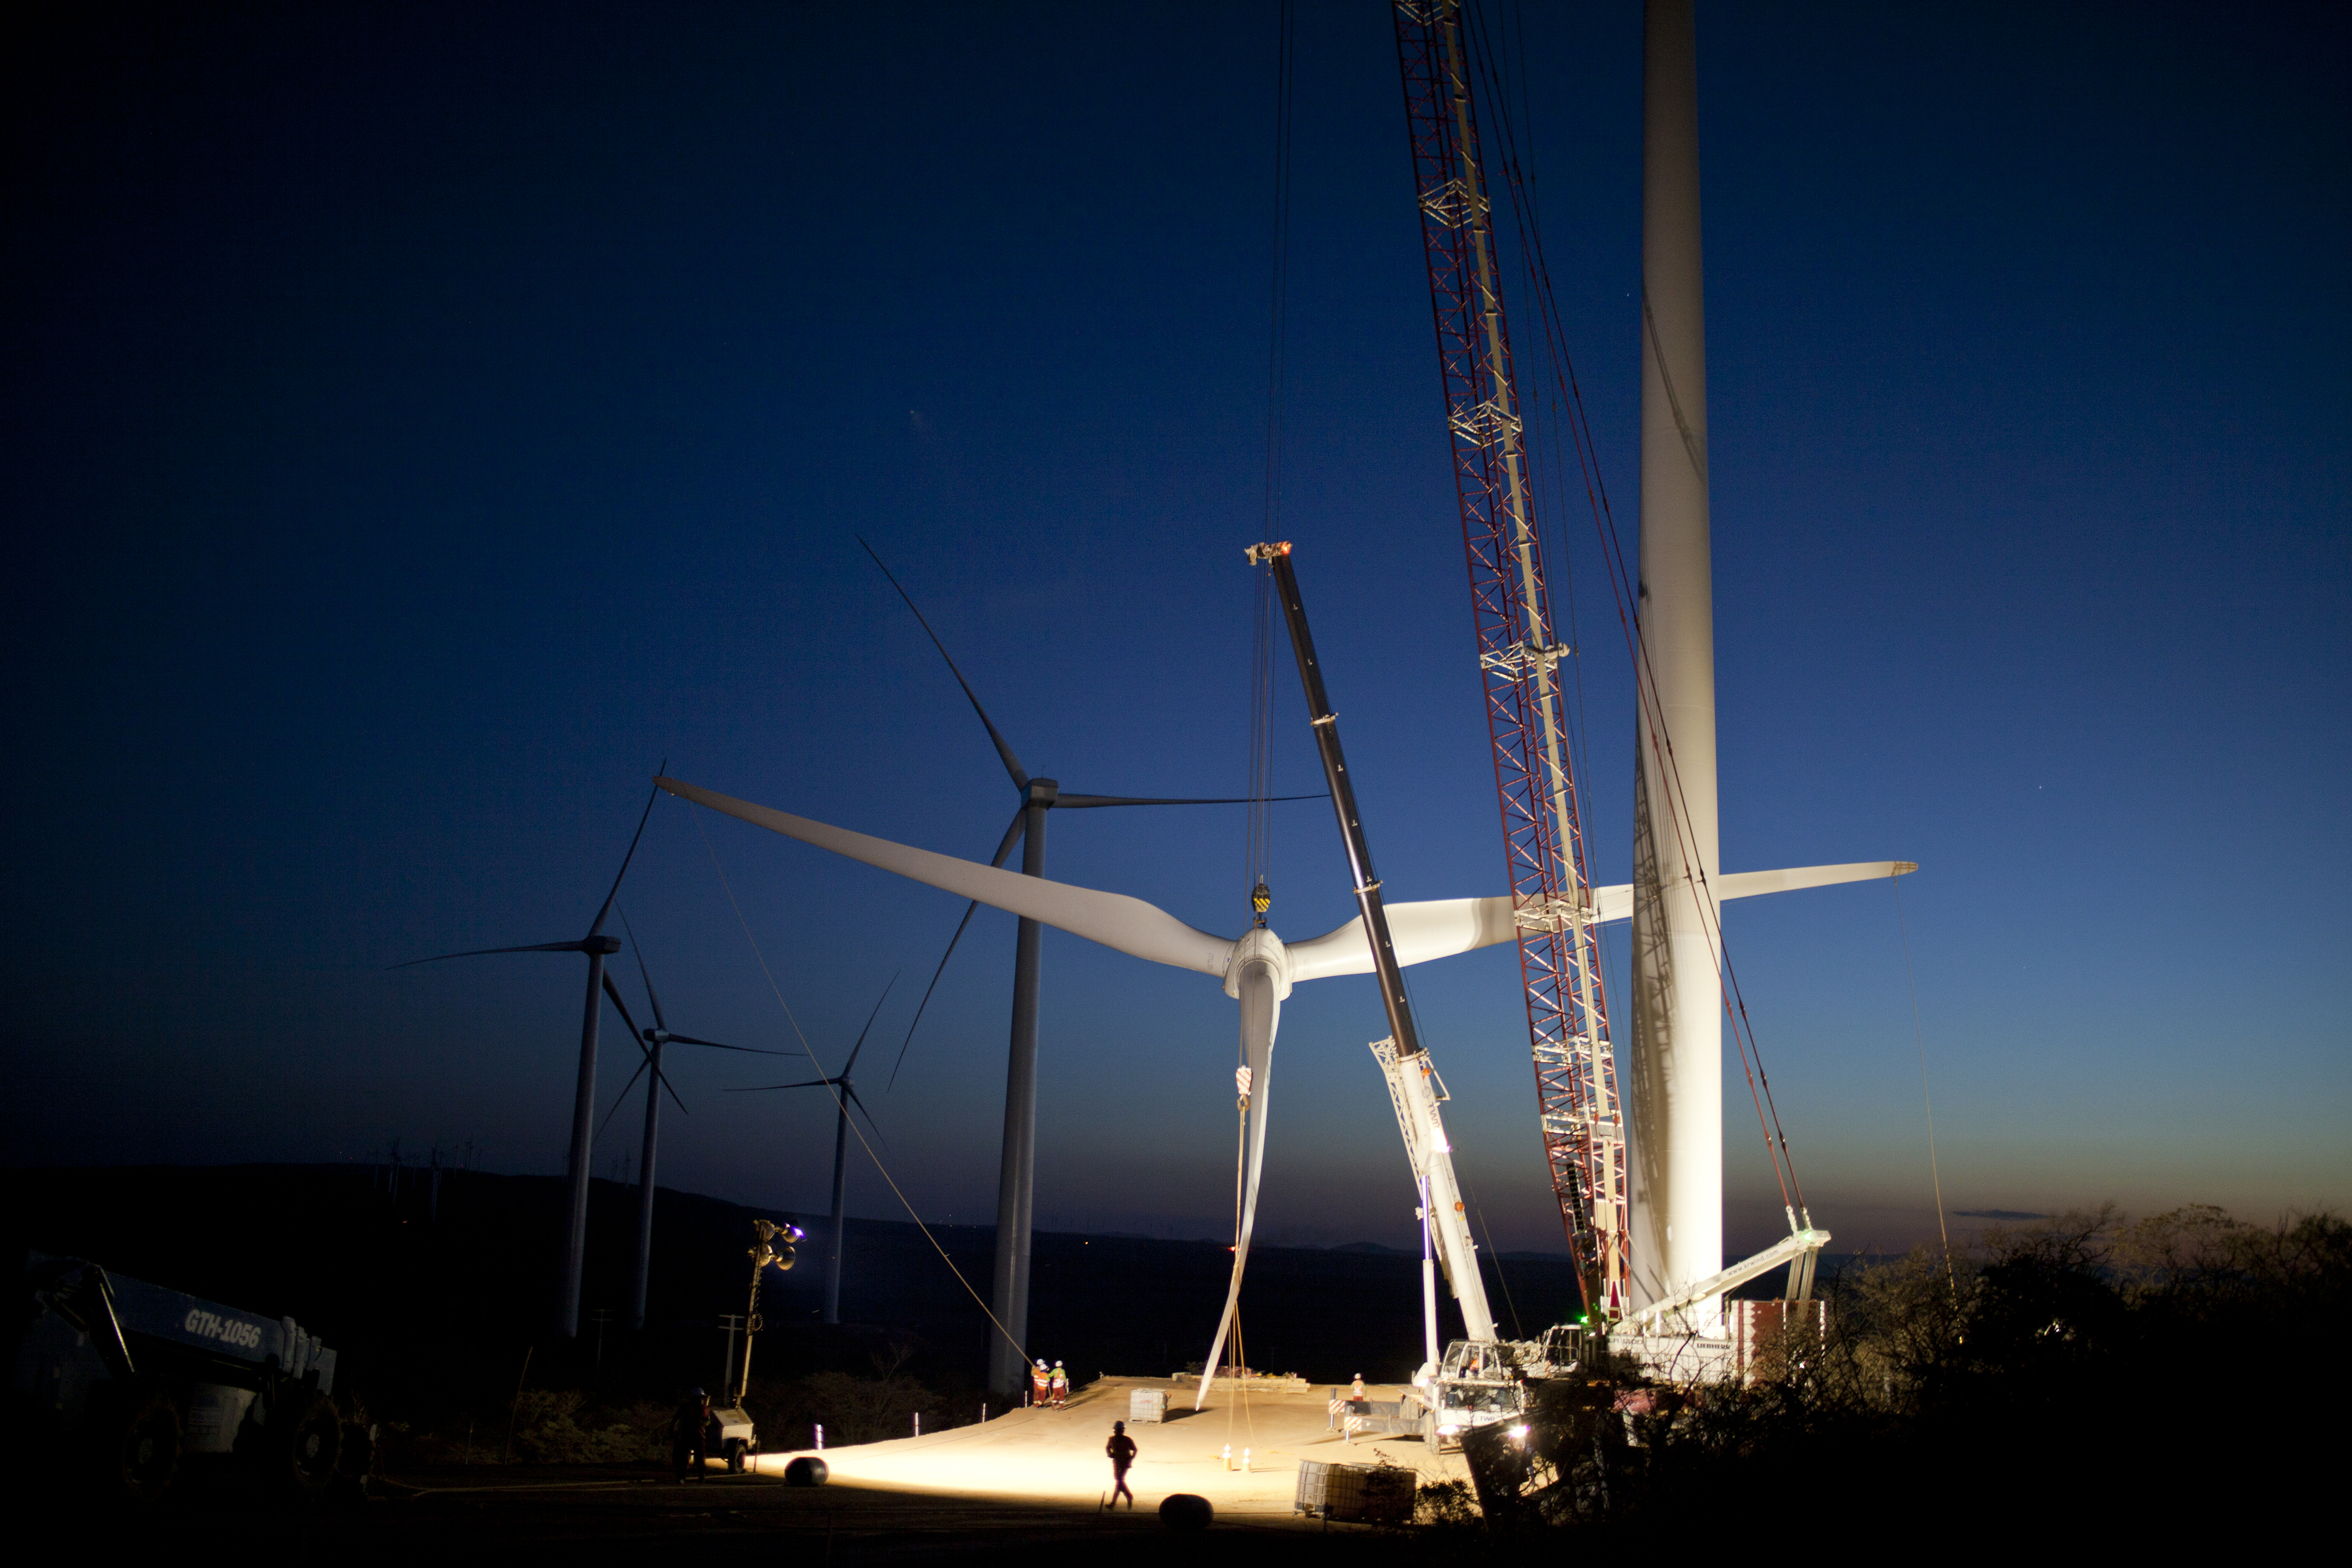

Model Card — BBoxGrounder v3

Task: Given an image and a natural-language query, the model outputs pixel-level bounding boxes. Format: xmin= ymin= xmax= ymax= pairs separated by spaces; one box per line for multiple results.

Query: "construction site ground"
xmin=69 ymin=1377 xmax=1468 ymax=1564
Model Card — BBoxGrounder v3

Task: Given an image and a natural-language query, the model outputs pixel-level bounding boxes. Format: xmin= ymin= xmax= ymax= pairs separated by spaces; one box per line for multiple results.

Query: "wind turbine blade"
xmin=1054 ymin=792 xmax=1326 ymax=808
xmin=887 ymin=806 xmax=1021 ymax=1092
xmin=1278 ymin=864 xmax=1916 ymax=985
xmin=600 ymin=973 xmax=655 ymax=1065
xmin=617 ymin=904 xmax=669 ymax=1034
xmin=659 ymin=777 xmax=1235 ymax=977
xmin=889 ymin=900 xmax=979 ymax=1092
xmin=388 ymin=939 xmax=587 ymax=969
xmin=840 ymin=972 xmax=899 ymax=1079
xmin=1713 ymin=860 xmax=1918 ymax=902
xmin=589 ymin=762 xmax=667 ymax=937
xmin=989 ymin=803 xmax=1026 ymax=868
xmin=857 ymin=536 xmax=1030 ymax=791
xmin=727 ymin=1079 xmax=838 ymax=1092
xmin=844 ymin=1085 xmax=889 ymax=1150
xmin=1286 ymin=896 xmax=1520 ymax=983
xmin=1195 ymin=964 xmax=1282 ymax=1411
xmin=596 ymin=1056 xmax=654 ymax=1141
xmin=666 ymin=1036 xmax=789 ymax=1056
xmin=657 ymin=1066 xmax=688 ymax=1118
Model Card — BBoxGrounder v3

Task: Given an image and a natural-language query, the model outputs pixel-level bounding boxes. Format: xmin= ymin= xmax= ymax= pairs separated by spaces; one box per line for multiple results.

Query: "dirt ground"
xmin=73 ymin=1377 xmax=1465 ymax=1564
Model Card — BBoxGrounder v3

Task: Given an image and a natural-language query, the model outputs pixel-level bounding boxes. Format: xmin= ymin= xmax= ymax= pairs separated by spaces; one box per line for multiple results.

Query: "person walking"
xmin=671 ymin=1386 xmax=712 ymax=1482
xmin=1049 ymin=1361 xmax=1070 ymax=1407
xmin=1030 ymin=1360 xmax=1051 ymax=1408
xmin=1105 ymin=1420 xmax=1137 ymax=1509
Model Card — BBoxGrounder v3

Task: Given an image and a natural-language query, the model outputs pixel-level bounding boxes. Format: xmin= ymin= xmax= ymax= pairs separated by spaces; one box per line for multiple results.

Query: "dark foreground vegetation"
xmin=1439 ymin=1205 xmax=2347 ymax=1551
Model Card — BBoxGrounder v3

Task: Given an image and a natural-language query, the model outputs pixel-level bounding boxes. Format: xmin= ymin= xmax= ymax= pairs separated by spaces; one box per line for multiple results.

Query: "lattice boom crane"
xmin=1392 ymin=0 xmax=1627 ymax=1319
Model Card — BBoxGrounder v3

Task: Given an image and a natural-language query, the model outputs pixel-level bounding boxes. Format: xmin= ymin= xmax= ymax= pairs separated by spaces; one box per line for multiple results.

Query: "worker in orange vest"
xmin=1030 ymin=1359 xmax=1051 ymax=1407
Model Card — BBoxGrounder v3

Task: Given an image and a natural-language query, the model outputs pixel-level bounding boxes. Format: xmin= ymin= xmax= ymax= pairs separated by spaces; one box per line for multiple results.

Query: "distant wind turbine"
xmin=393 ymin=771 xmax=661 ymax=1338
xmin=730 ymin=974 xmax=896 ymax=1326
xmin=596 ymin=907 xmax=790 ymax=1331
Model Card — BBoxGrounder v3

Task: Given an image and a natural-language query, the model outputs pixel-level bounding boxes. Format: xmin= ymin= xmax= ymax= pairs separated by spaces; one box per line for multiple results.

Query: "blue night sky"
xmin=5 ymin=1 xmax=2344 ymax=1260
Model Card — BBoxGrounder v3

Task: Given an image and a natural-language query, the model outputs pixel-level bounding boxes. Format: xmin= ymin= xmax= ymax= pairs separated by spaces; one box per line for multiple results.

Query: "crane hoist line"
xmin=1392 ymin=0 xmax=1627 ymax=1320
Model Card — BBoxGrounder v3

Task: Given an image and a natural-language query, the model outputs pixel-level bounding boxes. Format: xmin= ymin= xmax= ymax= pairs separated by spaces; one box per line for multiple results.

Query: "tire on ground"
xmin=1158 ymin=1493 xmax=1213 ymax=1531
xmin=288 ymin=1394 xmax=342 ymax=1494
xmin=117 ymin=1390 xmax=181 ymax=1507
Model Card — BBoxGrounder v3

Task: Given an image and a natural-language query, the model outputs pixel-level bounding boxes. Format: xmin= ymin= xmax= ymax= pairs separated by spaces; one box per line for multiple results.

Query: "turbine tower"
xmin=1630 ymin=0 xmax=1722 ymax=1321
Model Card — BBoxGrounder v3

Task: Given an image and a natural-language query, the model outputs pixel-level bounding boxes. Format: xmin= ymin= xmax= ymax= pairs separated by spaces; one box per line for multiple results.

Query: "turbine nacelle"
xmin=1222 ymin=926 xmax=1293 ymax=1000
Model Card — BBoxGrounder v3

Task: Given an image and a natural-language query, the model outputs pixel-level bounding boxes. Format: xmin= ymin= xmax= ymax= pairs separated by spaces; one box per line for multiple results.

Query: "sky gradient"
xmin=5 ymin=1 xmax=2345 ymax=1262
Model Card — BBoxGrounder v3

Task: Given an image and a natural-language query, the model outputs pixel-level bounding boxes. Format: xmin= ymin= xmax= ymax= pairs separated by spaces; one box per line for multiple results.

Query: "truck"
xmin=10 ymin=1251 xmax=367 ymax=1503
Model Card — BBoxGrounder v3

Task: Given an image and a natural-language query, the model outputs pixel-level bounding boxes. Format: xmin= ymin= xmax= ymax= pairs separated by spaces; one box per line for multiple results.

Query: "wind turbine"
xmin=654 ymin=772 xmax=1906 ymax=1369
xmin=856 ymin=539 xmax=1323 ymax=1396
xmin=595 ymin=909 xmax=791 ymax=1331
xmin=396 ymin=774 xmax=663 ymax=1337
xmin=729 ymin=976 xmax=896 ymax=1326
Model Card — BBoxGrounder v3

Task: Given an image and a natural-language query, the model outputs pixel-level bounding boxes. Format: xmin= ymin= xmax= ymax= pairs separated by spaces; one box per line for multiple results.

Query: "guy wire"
xmin=1893 ymin=875 xmax=1956 ymax=1294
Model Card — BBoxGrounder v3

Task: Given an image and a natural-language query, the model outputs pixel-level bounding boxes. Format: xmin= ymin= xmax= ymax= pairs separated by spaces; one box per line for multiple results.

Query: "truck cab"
xmin=1413 ymin=1339 xmax=1527 ymax=1452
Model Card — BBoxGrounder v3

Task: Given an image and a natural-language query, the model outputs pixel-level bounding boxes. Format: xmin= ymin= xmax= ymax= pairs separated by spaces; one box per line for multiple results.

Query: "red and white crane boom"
xmin=1392 ymin=0 xmax=1627 ymax=1319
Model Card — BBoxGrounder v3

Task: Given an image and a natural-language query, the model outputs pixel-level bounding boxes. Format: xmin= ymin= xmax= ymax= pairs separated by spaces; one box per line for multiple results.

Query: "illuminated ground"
xmin=751 ymin=1375 xmax=1467 ymax=1519
xmin=74 ymin=1379 xmax=1465 ymax=1564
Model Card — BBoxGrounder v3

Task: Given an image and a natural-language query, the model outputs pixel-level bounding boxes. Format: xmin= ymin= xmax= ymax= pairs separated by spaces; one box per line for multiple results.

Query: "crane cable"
xmin=1463 ymin=3 xmax=1811 ymax=1226
xmin=1894 ymin=875 xmax=1957 ymax=1294
xmin=1245 ymin=0 xmax=1295 ymax=924
xmin=1215 ymin=0 xmax=1294 ymax=1443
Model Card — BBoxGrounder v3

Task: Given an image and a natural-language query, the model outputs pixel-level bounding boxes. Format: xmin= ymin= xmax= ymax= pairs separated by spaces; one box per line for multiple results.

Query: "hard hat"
xmin=687 ymin=1386 xmax=706 ymax=1400
xmin=1037 ymin=1360 xmax=1047 ymax=1368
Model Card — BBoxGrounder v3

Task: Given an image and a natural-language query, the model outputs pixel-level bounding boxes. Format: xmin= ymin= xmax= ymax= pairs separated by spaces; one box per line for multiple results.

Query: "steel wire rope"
xmin=1217 ymin=4 xmax=1297 ymax=1441
xmin=689 ymin=807 xmax=1032 ymax=1369
xmin=1466 ymin=1 xmax=1810 ymax=1225
xmin=1245 ymin=0 xmax=1296 ymax=914
xmin=1459 ymin=1168 xmax=1525 ymax=1340
xmin=1893 ymin=876 xmax=1957 ymax=1294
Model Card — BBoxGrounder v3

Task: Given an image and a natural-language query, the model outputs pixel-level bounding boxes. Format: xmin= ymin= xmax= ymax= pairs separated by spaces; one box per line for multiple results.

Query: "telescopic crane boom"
xmin=1250 ymin=541 xmax=1495 ymax=1348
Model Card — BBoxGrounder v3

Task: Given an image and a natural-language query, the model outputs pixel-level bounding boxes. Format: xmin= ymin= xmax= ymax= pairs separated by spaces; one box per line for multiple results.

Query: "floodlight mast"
xmin=1393 ymin=0 xmax=1627 ymax=1321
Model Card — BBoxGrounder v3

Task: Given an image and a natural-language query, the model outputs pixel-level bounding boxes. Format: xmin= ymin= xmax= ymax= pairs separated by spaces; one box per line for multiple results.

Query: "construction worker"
xmin=1350 ymin=1373 xmax=1367 ymax=1402
xmin=1105 ymin=1420 xmax=1137 ymax=1509
xmin=1030 ymin=1360 xmax=1051 ymax=1408
xmin=1049 ymin=1361 xmax=1070 ymax=1407
xmin=671 ymin=1387 xmax=711 ymax=1482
